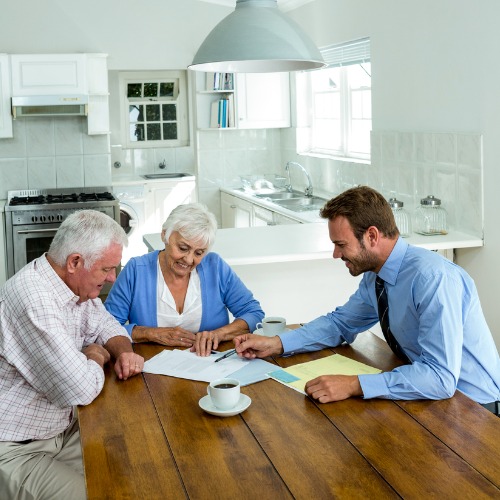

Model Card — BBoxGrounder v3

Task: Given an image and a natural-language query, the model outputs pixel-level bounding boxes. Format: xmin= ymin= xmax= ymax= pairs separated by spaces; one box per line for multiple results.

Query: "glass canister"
xmin=413 ymin=195 xmax=448 ymax=235
xmin=388 ymin=198 xmax=411 ymax=237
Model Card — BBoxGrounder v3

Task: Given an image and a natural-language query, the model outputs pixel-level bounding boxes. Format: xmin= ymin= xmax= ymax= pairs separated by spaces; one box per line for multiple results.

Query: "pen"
xmin=214 ymin=349 xmax=237 ymax=363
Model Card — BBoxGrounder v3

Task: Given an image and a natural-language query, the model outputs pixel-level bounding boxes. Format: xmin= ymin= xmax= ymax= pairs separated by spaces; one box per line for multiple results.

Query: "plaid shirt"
xmin=0 ymin=255 xmax=129 ymax=441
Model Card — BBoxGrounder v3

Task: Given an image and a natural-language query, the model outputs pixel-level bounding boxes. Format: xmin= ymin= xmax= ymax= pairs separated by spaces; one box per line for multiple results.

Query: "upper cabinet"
xmin=6 ymin=53 xmax=109 ymax=136
xmin=0 ymin=54 xmax=13 ymax=138
xmin=11 ymin=54 xmax=87 ymax=95
xmin=194 ymin=71 xmax=290 ymax=130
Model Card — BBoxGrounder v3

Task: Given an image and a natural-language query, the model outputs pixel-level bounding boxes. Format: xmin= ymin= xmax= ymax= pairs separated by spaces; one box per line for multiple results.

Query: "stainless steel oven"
xmin=5 ymin=187 xmax=120 ymax=279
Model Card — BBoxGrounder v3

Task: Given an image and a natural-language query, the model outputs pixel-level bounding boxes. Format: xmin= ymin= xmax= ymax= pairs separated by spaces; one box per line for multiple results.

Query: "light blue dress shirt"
xmin=279 ymin=238 xmax=500 ymax=404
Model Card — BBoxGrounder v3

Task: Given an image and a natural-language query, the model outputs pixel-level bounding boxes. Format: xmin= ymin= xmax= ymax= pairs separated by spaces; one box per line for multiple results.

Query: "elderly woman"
xmin=104 ymin=203 xmax=264 ymax=356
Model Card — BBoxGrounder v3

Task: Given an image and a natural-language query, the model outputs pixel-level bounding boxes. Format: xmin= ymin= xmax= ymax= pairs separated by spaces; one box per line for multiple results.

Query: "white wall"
xmin=288 ymin=0 xmax=500 ymax=348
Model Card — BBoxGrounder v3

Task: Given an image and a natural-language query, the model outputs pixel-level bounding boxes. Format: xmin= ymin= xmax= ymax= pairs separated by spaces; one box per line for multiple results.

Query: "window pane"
xmin=147 ymin=123 xmax=161 ymax=140
xmin=163 ymin=123 xmax=178 ymax=140
xmin=348 ymin=63 xmax=371 ymax=88
xmin=311 ymin=67 xmax=340 ymax=91
xmin=144 ymin=83 xmax=158 ymax=98
xmin=160 ymin=82 xmax=174 ymax=97
xmin=127 ymin=83 xmax=142 ymax=98
xmin=350 ymin=120 xmax=371 ymax=154
xmin=145 ymin=104 xmax=161 ymax=121
xmin=129 ymin=104 xmax=144 ymax=122
xmin=130 ymin=124 xmax=145 ymax=142
xmin=314 ymin=92 xmax=340 ymax=119
xmin=162 ymin=103 xmax=177 ymax=121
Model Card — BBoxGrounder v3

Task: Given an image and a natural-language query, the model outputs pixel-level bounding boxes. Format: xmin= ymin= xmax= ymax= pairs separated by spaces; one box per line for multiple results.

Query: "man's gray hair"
xmin=162 ymin=203 xmax=217 ymax=249
xmin=48 ymin=209 xmax=127 ymax=269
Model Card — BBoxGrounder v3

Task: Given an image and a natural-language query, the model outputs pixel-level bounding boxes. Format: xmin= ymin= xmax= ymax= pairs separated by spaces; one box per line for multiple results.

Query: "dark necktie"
xmin=375 ymin=276 xmax=411 ymax=364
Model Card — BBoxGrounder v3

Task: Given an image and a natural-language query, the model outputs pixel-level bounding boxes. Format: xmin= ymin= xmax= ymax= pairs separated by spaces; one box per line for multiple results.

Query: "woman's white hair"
xmin=162 ymin=203 xmax=217 ymax=249
xmin=48 ymin=209 xmax=127 ymax=269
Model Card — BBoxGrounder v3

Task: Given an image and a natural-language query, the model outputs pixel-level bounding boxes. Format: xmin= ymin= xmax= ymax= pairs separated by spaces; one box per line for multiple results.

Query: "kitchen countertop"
xmin=220 ymin=187 xmax=324 ymax=223
xmin=144 ymin=222 xmax=483 ymax=266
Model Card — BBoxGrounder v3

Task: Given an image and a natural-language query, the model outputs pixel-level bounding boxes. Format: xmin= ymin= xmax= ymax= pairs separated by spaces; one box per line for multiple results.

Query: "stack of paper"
xmin=268 ymin=354 xmax=382 ymax=394
xmin=143 ymin=349 xmax=276 ymax=386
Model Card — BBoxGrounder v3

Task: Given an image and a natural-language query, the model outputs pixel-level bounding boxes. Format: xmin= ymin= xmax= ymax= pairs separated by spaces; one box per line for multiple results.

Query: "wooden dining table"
xmin=79 ymin=330 xmax=500 ymax=499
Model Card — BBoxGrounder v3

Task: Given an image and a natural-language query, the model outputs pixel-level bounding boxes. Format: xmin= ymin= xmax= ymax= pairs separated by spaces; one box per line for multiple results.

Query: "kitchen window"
xmin=296 ymin=38 xmax=371 ymax=161
xmin=119 ymin=71 xmax=189 ymax=149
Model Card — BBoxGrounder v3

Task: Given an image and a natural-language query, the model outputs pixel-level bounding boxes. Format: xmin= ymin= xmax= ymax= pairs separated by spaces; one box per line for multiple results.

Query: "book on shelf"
xmin=206 ymin=72 xmax=234 ymax=92
xmin=209 ymin=94 xmax=234 ymax=129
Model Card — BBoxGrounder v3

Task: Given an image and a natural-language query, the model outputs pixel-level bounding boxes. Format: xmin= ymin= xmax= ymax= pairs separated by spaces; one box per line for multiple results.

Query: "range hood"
xmin=11 ymin=95 xmax=88 ymax=118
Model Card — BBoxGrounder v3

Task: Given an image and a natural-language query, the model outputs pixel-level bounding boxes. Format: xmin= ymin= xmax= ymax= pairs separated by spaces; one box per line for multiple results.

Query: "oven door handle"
xmin=17 ymin=228 xmax=60 ymax=234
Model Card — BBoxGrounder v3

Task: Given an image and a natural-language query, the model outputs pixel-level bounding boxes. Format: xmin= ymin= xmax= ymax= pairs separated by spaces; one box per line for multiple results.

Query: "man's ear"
xmin=66 ymin=253 xmax=84 ymax=274
xmin=365 ymin=226 xmax=380 ymax=248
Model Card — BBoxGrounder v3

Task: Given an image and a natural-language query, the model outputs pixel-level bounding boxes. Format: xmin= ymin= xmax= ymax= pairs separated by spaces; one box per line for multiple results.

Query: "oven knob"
xmin=57 ymin=215 xmax=63 ymax=221
xmin=49 ymin=215 xmax=55 ymax=221
xmin=40 ymin=216 xmax=46 ymax=222
xmin=31 ymin=216 xmax=37 ymax=222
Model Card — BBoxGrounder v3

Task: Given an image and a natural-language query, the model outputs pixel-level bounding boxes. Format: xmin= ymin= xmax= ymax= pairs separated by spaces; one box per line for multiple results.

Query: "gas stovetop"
xmin=6 ymin=187 xmax=116 ymax=208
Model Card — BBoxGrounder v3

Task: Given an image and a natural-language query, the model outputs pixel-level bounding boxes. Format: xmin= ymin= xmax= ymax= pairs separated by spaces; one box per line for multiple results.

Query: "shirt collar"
xmin=36 ymin=254 xmax=79 ymax=304
xmin=377 ymin=237 xmax=408 ymax=286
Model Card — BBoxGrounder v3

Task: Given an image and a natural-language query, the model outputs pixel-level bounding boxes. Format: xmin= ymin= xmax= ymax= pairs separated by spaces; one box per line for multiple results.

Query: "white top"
xmin=156 ymin=258 xmax=202 ymax=332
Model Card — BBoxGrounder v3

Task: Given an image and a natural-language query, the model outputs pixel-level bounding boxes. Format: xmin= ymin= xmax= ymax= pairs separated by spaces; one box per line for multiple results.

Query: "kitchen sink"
xmin=273 ymin=196 xmax=327 ymax=212
xmin=254 ymin=192 xmax=299 ymax=200
xmin=142 ymin=173 xmax=192 ymax=179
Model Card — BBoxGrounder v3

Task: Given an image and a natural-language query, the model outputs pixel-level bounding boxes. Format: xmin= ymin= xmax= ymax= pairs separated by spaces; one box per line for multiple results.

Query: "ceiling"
xmin=198 ymin=0 xmax=315 ymax=12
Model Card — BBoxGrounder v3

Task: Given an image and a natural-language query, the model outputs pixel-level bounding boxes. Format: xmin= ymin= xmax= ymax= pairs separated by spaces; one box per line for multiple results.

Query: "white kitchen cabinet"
xmin=144 ymin=179 xmax=197 ymax=234
xmin=221 ymin=192 xmax=253 ymax=228
xmin=273 ymin=212 xmax=301 ymax=225
xmin=221 ymin=192 xmax=302 ymax=228
xmin=11 ymin=54 xmax=87 ymax=96
xmin=86 ymin=54 xmax=110 ymax=135
xmin=0 ymin=54 xmax=13 ymax=138
xmin=236 ymin=73 xmax=290 ymax=129
xmin=195 ymin=72 xmax=290 ymax=130
xmin=10 ymin=53 xmax=109 ymax=135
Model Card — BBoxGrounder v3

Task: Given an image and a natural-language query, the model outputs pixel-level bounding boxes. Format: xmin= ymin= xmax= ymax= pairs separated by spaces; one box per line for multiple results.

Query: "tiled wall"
xmin=196 ymin=128 xmax=283 ymax=222
xmin=0 ymin=117 xmax=111 ymax=199
xmin=280 ymin=128 xmax=483 ymax=239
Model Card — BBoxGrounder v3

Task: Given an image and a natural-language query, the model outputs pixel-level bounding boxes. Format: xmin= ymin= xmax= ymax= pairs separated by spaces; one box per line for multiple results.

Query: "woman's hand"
xmin=191 ymin=330 xmax=219 ymax=356
xmin=132 ymin=326 xmax=196 ymax=347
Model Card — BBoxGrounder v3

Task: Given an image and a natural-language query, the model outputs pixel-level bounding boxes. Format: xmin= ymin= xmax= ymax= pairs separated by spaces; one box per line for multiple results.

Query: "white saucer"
xmin=199 ymin=394 xmax=251 ymax=417
xmin=253 ymin=327 xmax=291 ymax=336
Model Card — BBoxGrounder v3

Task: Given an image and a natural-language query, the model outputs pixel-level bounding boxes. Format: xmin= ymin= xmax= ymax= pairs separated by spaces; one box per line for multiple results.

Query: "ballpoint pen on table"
xmin=214 ymin=349 xmax=237 ymax=363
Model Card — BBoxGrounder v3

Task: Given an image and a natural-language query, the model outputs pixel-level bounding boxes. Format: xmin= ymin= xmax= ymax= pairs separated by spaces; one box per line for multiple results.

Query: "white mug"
xmin=255 ymin=316 xmax=286 ymax=336
xmin=207 ymin=378 xmax=240 ymax=410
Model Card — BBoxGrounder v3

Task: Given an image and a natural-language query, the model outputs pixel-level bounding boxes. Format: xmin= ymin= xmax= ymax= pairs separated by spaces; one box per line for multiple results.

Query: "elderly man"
xmin=234 ymin=186 xmax=500 ymax=415
xmin=0 ymin=210 xmax=144 ymax=499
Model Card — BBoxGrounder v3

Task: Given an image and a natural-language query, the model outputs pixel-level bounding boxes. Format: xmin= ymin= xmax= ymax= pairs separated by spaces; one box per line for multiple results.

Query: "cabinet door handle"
xmin=230 ymin=205 xmax=237 ymax=209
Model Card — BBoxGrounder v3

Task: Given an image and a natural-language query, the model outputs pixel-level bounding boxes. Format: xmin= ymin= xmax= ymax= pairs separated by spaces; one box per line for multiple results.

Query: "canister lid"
xmin=388 ymin=197 xmax=404 ymax=208
xmin=420 ymin=195 xmax=441 ymax=206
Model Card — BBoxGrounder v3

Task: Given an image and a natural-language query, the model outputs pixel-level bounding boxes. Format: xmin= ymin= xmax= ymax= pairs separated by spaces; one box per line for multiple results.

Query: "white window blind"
xmin=320 ymin=38 xmax=370 ymax=68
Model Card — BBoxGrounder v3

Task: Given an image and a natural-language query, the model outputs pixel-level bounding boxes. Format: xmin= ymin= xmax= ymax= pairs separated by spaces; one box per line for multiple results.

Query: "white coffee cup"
xmin=255 ymin=316 xmax=286 ymax=336
xmin=207 ymin=378 xmax=240 ymax=410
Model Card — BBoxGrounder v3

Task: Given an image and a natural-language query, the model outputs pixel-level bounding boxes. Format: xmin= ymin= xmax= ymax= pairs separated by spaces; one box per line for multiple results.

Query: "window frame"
xmin=119 ymin=70 xmax=189 ymax=149
xmin=296 ymin=38 xmax=371 ymax=162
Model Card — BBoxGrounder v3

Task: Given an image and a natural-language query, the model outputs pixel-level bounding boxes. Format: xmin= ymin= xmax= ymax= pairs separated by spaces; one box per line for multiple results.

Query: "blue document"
xmin=230 ymin=358 xmax=277 ymax=386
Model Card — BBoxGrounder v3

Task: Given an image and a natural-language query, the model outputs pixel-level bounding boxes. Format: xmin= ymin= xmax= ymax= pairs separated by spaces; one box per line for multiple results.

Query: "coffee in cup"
xmin=255 ymin=316 xmax=286 ymax=336
xmin=207 ymin=378 xmax=240 ymax=410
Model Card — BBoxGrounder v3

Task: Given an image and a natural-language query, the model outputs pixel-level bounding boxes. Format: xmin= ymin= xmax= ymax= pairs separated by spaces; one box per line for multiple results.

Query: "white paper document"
xmin=143 ymin=349 xmax=250 ymax=383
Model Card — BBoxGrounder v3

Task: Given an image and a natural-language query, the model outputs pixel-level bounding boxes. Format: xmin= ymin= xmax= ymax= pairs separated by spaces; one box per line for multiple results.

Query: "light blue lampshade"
xmin=189 ymin=0 xmax=325 ymax=73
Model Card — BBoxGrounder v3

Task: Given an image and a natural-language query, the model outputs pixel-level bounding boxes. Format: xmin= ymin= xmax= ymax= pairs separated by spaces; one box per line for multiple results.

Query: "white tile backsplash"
xmin=56 ymin=156 xmax=85 ymax=188
xmin=27 ymin=158 xmax=57 ymax=189
xmin=0 ymin=117 xmax=112 ymax=197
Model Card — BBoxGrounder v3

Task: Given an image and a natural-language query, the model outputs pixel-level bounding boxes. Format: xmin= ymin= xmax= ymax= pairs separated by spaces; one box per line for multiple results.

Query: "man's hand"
xmin=82 ymin=344 xmax=111 ymax=368
xmin=234 ymin=333 xmax=284 ymax=359
xmin=104 ymin=336 xmax=144 ymax=380
xmin=114 ymin=351 xmax=144 ymax=380
xmin=305 ymin=375 xmax=363 ymax=403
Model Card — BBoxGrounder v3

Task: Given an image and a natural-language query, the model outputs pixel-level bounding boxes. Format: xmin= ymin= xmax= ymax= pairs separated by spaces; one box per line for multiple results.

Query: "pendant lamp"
xmin=189 ymin=0 xmax=325 ymax=73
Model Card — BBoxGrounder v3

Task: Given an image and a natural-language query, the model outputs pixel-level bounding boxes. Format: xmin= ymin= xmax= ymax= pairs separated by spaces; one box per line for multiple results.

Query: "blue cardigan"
xmin=104 ymin=250 xmax=265 ymax=337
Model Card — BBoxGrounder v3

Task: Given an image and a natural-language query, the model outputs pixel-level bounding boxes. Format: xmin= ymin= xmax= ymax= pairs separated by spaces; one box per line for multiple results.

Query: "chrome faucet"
xmin=285 ymin=161 xmax=313 ymax=197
